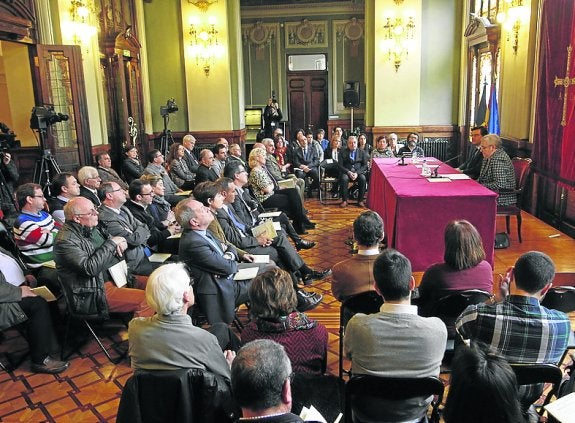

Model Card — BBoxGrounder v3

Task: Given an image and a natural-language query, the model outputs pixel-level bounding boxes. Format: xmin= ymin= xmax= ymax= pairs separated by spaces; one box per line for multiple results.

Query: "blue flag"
xmin=487 ymin=85 xmax=500 ymax=134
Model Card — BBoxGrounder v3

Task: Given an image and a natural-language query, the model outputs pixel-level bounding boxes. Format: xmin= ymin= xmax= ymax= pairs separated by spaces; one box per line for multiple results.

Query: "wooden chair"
xmin=496 ymin=157 xmax=532 ymax=243
xmin=338 ymin=291 xmax=383 ymax=379
xmin=345 ymin=375 xmax=445 ymax=423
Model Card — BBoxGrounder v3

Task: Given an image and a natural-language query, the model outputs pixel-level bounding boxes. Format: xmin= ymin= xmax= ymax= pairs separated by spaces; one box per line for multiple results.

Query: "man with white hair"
xmin=78 ymin=166 xmax=102 ymax=206
xmin=128 ymin=263 xmax=237 ymax=376
xmin=477 ymin=133 xmax=516 ymax=206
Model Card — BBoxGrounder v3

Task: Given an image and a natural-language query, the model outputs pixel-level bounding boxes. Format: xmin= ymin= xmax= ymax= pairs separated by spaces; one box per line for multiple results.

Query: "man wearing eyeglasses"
xmin=54 ymin=197 xmax=153 ymax=320
xmin=477 ymin=134 xmax=516 ymax=206
xmin=13 ymin=183 xmax=60 ymax=270
xmin=97 ymin=181 xmax=155 ymax=276
xmin=78 ymin=166 xmax=103 ymax=206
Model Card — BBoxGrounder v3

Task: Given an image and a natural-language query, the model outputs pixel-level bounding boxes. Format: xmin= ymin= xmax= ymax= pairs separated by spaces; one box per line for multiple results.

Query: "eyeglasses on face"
xmin=140 ymin=192 xmax=154 ymax=197
xmin=75 ymin=209 xmax=98 ymax=216
xmin=155 ymin=154 xmax=163 ymax=158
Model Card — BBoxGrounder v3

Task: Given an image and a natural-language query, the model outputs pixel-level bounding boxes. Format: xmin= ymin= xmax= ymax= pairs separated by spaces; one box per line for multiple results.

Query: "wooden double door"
xmin=287 ymin=71 xmax=328 ymax=139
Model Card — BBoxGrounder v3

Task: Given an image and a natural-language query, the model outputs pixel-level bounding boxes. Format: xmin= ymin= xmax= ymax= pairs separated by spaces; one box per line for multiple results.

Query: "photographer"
xmin=0 ymin=149 xmax=19 ymax=223
xmin=263 ymin=97 xmax=283 ymax=139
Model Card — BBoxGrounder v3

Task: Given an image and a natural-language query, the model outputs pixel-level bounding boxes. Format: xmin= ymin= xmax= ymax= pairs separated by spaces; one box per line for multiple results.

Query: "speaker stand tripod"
xmin=350 ymin=106 xmax=354 ymax=134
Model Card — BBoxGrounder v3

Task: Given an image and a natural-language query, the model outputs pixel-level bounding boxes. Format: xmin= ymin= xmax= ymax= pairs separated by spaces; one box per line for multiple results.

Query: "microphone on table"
xmin=430 ymin=155 xmax=461 ymax=178
xmin=397 ymin=152 xmax=411 ymax=166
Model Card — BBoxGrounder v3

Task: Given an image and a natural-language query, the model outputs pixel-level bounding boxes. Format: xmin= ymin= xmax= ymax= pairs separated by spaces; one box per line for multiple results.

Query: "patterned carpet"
xmin=1 ymin=198 xmax=574 ymax=421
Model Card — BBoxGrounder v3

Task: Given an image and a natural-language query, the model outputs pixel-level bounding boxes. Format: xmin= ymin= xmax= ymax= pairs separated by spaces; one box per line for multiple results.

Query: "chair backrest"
xmin=512 ymin=157 xmax=532 ymax=191
xmin=541 ymin=286 xmax=575 ymax=313
xmin=345 ymin=375 xmax=444 ymax=423
xmin=340 ymin=290 xmax=384 ymax=328
xmin=430 ymin=289 xmax=491 ymax=338
xmin=510 ymin=363 xmax=563 ymax=408
xmin=117 ymin=368 xmax=238 ymax=423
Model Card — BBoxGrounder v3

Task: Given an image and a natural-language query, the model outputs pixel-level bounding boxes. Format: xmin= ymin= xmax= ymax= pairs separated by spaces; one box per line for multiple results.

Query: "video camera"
xmin=30 ymin=106 xmax=69 ymax=130
xmin=160 ymin=98 xmax=178 ymax=117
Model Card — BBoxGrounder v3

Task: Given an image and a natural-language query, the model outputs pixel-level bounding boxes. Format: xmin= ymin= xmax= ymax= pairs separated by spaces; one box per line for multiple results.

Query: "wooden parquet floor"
xmin=1 ymin=198 xmax=575 ymax=422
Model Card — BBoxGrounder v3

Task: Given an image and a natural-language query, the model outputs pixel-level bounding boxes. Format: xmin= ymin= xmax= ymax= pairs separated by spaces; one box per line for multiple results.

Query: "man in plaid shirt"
xmin=477 ymin=133 xmax=516 ymax=206
xmin=456 ymin=251 xmax=570 ymax=416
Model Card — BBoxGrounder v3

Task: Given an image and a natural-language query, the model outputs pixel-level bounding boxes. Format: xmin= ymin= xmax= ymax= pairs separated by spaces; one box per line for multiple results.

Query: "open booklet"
xmin=31 ymin=286 xmax=57 ymax=302
xmin=109 ymin=260 xmax=129 ymax=288
xmin=251 ymin=219 xmax=277 ymax=239
xmin=300 ymin=405 xmax=342 ymax=423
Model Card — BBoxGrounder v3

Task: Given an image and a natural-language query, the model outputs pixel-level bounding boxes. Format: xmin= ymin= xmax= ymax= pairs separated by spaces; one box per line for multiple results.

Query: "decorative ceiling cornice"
xmin=241 ymin=1 xmax=363 ymax=19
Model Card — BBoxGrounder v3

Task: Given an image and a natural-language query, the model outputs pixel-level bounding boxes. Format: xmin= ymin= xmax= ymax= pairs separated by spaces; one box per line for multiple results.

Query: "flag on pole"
xmin=487 ymin=84 xmax=500 ymax=134
xmin=475 ymin=81 xmax=488 ymax=126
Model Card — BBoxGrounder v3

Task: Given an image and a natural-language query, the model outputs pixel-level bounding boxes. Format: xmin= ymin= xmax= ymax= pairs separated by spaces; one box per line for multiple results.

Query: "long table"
xmin=367 ymin=158 xmax=498 ymax=272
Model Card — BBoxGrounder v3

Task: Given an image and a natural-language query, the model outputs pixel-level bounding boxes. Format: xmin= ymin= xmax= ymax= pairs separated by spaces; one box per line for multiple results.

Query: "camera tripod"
xmin=158 ymin=114 xmax=174 ymax=158
xmin=33 ymin=129 xmax=62 ymax=196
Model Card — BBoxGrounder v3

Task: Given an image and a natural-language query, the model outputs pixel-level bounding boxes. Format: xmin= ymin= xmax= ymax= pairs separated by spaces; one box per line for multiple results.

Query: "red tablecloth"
xmin=367 ymin=158 xmax=497 ymax=271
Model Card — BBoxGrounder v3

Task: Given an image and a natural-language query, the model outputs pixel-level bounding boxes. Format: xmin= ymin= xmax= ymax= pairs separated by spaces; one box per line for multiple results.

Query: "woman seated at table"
xmin=241 ymin=267 xmax=328 ymax=375
xmin=418 ymin=219 xmax=493 ymax=316
xmin=248 ymin=147 xmax=315 ymax=234
xmin=166 ymin=143 xmax=195 ymax=190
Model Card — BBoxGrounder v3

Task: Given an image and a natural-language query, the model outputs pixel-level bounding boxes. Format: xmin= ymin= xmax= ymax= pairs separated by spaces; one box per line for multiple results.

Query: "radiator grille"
xmin=419 ymin=137 xmax=455 ymax=162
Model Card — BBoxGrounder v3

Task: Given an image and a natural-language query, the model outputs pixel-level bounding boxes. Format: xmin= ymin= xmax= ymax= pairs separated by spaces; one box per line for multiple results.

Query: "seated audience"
xmin=339 ymin=135 xmax=368 ymax=208
xmin=166 ymin=142 xmax=195 ymax=190
xmin=323 ymin=134 xmax=342 ymax=197
xmin=316 ymin=128 xmax=329 ymax=151
xmin=358 ymin=133 xmax=372 ymax=156
xmin=292 ymin=130 xmax=320 ymax=197
xmin=54 ymin=197 xmax=153 ymax=318
xmin=121 ymin=145 xmax=145 ymax=184
xmin=228 ymin=143 xmax=247 ymax=167
xmin=0 ymin=246 xmax=69 ymax=374
xmin=78 ymin=166 xmax=102 ymax=206
xmin=477 ymin=133 xmax=516 ymax=206
xmin=262 ymin=138 xmax=305 ymax=204
xmin=241 ymin=268 xmax=328 ymax=375
xmin=344 ymin=249 xmax=447 ymax=422
xmin=274 ymin=135 xmax=289 ymax=168
xmin=175 ymin=197 xmax=251 ymax=325
xmin=248 ymin=148 xmax=314 ymax=234
xmin=212 ymin=144 xmax=228 ymax=177
xmin=128 ymin=263 xmax=237 ymax=376
xmin=456 ymin=251 xmax=570 ymax=414
xmin=232 ymin=339 xmax=304 ymax=422
xmin=418 ymin=220 xmax=493 ymax=316
xmin=308 ymin=130 xmax=324 ymax=163
xmin=48 ymin=172 xmax=81 ymax=225
xmin=143 ymin=149 xmax=182 ymax=207
xmin=0 ymin=150 xmax=19 ymax=222
xmin=96 ymin=152 xmax=128 ymax=190
xmin=181 ymin=134 xmax=200 ymax=175
xmin=13 ymin=183 xmax=60 ymax=269
xmin=140 ymin=174 xmax=175 ymax=231
xmin=444 ymin=342 xmax=524 ymax=423
xmin=332 ymin=211 xmax=383 ymax=301
xmin=97 ymin=181 xmax=154 ymax=276
xmin=195 ymin=149 xmax=219 ymax=184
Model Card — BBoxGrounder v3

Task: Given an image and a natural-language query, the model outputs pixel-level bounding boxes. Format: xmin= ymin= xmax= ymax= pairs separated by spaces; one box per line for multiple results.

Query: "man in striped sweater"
xmin=13 ymin=183 xmax=60 ymax=268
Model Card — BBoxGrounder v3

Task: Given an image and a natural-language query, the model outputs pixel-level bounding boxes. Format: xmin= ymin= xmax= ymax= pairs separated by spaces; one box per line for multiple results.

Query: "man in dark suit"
xmin=175 ymin=197 xmax=251 ymax=324
xmin=182 ymin=134 xmax=200 ymax=175
xmin=78 ymin=166 xmax=102 ymax=207
xmin=97 ymin=181 xmax=154 ymax=276
xmin=457 ymin=125 xmax=487 ymax=179
xmin=339 ymin=135 xmax=368 ymax=208
xmin=195 ymin=149 xmax=219 ymax=184
xmin=292 ymin=130 xmax=320 ymax=197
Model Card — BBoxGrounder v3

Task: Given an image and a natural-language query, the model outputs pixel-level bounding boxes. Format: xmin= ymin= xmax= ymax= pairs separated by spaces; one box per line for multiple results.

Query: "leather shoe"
xmin=295 ymin=225 xmax=308 ymax=235
xmin=303 ymin=221 xmax=316 ymax=229
xmin=31 ymin=356 xmax=70 ymax=374
xmin=302 ymin=268 xmax=332 ymax=285
xmin=295 ymin=239 xmax=316 ymax=251
xmin=340 ymin=201 xmax=348 ymax=208
xmin=296 ymin=290 xmax=323 ymax=312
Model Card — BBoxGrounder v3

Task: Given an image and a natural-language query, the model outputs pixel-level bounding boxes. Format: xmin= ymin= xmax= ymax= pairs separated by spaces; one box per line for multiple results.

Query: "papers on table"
xmin=443 ymin=173 xmax=471 ymax=180
xmin=545 ymin=392 xmax=575 ymax=422
xmin=109 ymin=260 xmax=128 ymax=287
xmin=31 ymin=286 xmax=57 ymax=302
xmin=250 ymin=254 xmax=270 ymax=264
xmin=258 ymin=211 xmax=282 ymax=218
xmin=233 ymin=266 xmax=259 ymax=281
xmin=426 ymin=177 xmax=452 ymax=183
xmin=148 ymin=253 xmax=171 ymax=263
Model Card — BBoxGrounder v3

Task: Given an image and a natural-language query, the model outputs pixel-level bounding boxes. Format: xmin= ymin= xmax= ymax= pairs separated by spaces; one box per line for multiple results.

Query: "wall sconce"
xmin=380 ymin=14 xmax=416 ymax=72
xmin=188 ymin=16 xmax=224 ymax=77
xmin=66 ymin=0 xmax=97 ymax=47
xmin=496 ymin=0 xmax=530 ymax=55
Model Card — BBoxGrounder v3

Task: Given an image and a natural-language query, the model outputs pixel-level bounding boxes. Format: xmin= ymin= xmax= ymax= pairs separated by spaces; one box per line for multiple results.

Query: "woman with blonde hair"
xmin=248 ymin=147 xmax=314 ymax=234
xmin=241 ymin=267 xmax=328 ymax=375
